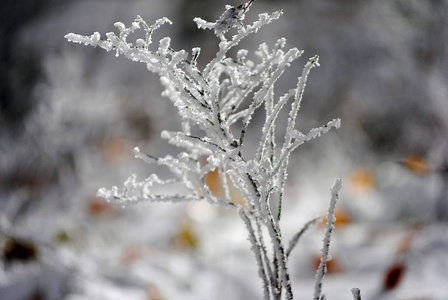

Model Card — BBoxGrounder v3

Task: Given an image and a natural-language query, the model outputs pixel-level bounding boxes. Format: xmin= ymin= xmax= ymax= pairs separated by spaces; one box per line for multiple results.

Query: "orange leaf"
xmin=348 ymin=167 xmax=375 ymax=195
xmin=334 ymin=207 xmax=351 ymax=227
xmin=401 ymin=155 xmax=430 ymax=174
xmin=203 ymin=165 xmax=247 ymax=207
xmin=204 ymin=168 xmax=224 ymax=198
xmin=318 ymin=207 xmax=351 ymax=229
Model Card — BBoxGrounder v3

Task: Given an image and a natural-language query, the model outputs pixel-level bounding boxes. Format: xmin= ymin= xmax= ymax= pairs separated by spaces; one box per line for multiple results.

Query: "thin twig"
xmin=313 ymin=179 xmax=342 ymax=300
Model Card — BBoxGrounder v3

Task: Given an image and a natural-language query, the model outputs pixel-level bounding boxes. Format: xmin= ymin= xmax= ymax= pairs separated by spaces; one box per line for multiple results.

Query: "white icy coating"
xmin=67 ymin=3 xmax=342 ymax=299
xmin=313 ymin=179 xmax=343 ymax=300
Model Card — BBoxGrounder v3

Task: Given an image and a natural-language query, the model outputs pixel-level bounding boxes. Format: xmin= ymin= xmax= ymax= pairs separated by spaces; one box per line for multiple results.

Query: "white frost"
xmin=67 ymin=5 xmax=345 ymax=299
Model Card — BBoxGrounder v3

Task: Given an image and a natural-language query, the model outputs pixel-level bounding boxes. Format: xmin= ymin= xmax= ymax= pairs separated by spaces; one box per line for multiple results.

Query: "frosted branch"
xmin=67 ymin=4 xmax=346 ymax=298
xmin=239 ymin=209 xmax=271 ymax=300
xmin=266 ymin=211 xmax=293 ymax=299
xmin=286 ymin=216 xmax=321 ymax=258
xmin=313 ymin=179 xmax=342 ymax=300
xmin=194 ymin=0 xmax=255 ymax=37
xmin=282 ymin=55 xmax=320 ymax=155
xmin=288 ymin=118 xmax=341 ymax=151
xmin=97 ymin=174 xmax=194 ymax=207
xmin=272 ymin=118 xmax=341 ymax=178
xmin=202 ymin=10 xmax=283 ymax=78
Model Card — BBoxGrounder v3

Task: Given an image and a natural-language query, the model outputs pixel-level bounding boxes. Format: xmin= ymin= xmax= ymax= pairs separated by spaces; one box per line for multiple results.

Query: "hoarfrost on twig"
xmin=65 ymin=2 xmax=358 ymax=298
xmin=286 ymin=216 xmax=322 ymax=258
xmin=313 ymin=179 xmax=343 ymax=300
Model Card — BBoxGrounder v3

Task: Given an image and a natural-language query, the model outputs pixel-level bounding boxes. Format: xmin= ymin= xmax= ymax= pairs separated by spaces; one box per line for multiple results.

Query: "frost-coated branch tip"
xmin=351 ymin=288 xmax=362 ymax=300
xmin=194 ymin=0 xmax=256 ymax=36
xmin=313 ymin=179 xmax=342 ymax=300
xmin=65 ymin=32 xmax=101 ymax=47
xmin=332 ymin=178 xmax=343 ymax=193
xmin=287 ymin=216 xmax=321 ymax=258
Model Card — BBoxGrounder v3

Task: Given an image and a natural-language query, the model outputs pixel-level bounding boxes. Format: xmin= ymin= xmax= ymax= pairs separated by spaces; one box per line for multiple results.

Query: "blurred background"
xmin=1 ymin=0 xmax=447 ymax=299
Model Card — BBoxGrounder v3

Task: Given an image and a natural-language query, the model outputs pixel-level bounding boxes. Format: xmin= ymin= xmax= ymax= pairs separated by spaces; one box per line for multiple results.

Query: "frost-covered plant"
xmin=65 ymin=1 xmax=355 ymax=299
